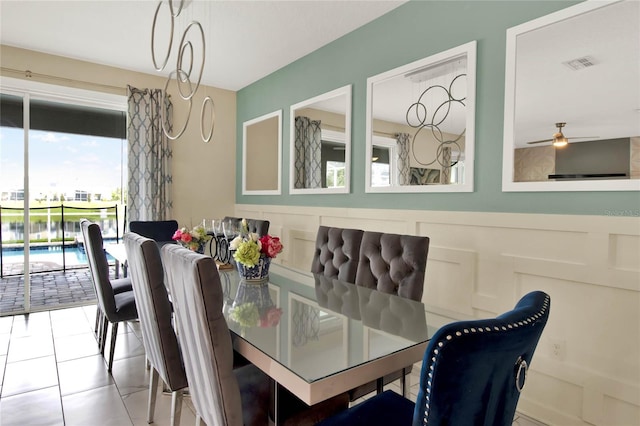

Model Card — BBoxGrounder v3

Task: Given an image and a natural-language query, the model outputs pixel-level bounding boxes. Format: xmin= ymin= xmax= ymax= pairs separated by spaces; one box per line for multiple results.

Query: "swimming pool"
xmin=1 ymin=242 xmax=116 ymax=270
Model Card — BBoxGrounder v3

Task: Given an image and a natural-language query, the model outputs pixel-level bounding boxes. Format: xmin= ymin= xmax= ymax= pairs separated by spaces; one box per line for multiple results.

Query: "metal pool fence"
xmin=0 ymin=203 xmax=123 ymax=277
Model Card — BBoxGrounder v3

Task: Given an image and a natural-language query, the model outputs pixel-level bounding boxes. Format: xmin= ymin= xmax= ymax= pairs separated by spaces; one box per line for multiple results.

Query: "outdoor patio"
xmin=0 ymin=264 xmax=102 ymax=315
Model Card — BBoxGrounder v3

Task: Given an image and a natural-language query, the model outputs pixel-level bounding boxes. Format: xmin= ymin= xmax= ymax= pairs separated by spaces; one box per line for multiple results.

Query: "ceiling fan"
xmin=527 ymin=122 xmax=598 ymax=147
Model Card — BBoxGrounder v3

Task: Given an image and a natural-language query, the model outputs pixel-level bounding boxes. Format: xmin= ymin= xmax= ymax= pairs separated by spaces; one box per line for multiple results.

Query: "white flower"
xmin=229 ymin=235 xmax=243 ymax=250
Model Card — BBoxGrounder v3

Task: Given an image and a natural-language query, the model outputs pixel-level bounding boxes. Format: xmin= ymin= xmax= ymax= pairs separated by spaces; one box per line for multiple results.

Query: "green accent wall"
xmin=237 ymin=0 xmax=640 ymax=216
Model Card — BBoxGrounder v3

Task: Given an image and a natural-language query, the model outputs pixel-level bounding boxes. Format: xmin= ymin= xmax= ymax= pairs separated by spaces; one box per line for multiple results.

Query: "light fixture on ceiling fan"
xmin=527 ymin=122 xmax=598 ymax=147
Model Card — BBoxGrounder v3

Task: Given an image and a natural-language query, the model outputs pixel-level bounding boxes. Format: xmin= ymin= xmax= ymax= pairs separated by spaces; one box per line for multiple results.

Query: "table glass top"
xmin=219 ymin=268 xmax=460 ymax=384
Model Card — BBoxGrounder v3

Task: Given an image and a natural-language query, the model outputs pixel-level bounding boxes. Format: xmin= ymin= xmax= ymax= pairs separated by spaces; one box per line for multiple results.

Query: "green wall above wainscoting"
xmin=236 ymin=0 xmax=640 ymax=217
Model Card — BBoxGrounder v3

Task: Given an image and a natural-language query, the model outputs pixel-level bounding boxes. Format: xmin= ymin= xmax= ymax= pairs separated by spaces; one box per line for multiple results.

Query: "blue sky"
xmin=0 ymin=126 xmax=126 ymax=199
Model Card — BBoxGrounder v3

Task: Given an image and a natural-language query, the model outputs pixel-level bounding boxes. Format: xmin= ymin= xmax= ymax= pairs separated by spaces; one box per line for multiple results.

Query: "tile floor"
xmin=0 ymin=304 xmax=547 ymax=425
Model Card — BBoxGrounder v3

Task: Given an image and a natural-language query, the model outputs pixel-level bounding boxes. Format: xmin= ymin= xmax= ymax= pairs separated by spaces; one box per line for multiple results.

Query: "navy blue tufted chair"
xmin=129 ymin=220 xmax=179 ymax=242
xmin=317 ymin=291 xmax=551 ymax=426
xmin=311 ymin=226 xmax=364 ymax=283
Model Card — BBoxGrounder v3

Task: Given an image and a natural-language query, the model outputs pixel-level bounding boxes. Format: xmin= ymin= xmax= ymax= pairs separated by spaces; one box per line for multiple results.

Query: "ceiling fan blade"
xmin=566 ymin=136 xmax=599 ymax=140
xmin=527 ymin=135 xmax=600 ymax=145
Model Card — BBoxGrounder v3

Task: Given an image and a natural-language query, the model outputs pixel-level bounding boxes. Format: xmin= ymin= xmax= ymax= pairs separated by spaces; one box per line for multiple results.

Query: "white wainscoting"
xmin=236 ymin=204 xmax=640 ymax=426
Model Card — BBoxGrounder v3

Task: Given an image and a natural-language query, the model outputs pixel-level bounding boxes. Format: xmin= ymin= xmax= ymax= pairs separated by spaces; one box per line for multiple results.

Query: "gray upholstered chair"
xmin=161 ymin=243 xmax=270 ymax=426
xmin=123 ymin=232 xmax=187 ymax=426
xmin=310 ymin=226 xmax=364 ymax=283
xmin=129 ymin=220 xmax=179 ymax=242
xmin=80 ymin=219 xmax=138 ymax=372
xmin=317 ymin=291 xmax=551 ymax=426
xmin=355 ymin=231 xmax=430 ymax=301
xmin=349 ymin=230 xmax=430 ymax=400
xmin=247 ymin=218 xmax=270 ymax=237
xmin=224 ymin=216 xmax=270 ymax=237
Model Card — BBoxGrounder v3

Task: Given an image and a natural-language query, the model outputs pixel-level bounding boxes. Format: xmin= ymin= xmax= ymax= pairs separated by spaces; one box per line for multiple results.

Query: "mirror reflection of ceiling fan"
xmin=527 ymin=122 xmax=599 ymax=147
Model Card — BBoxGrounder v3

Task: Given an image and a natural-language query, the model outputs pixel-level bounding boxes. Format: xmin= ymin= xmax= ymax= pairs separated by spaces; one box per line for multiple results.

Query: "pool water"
xmin=1 ymin=244 xmax=114 ymax=267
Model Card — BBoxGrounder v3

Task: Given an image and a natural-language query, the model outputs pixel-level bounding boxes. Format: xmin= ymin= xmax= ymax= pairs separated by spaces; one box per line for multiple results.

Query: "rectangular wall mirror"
xmin=365 ymin=41 xmax=476 ymax=193
xmin=502 ymin=0 xmax=640 ymax=192
xmin=289 ymin=85 xmax=352 ymax=194
xmin=243 ymin=109 xmax=282 ymax=195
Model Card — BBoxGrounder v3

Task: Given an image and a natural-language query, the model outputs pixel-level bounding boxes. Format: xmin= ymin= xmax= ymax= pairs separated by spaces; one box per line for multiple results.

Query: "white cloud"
xmin=37 ymin=132 xmax=69 ymax=143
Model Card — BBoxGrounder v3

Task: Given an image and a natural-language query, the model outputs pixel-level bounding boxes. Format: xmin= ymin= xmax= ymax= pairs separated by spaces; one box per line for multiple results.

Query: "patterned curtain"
xmin=126 ymin=86 xmax=173 ymax=222
xmin=294 ymin=116 xmax=322 ymax=189
xmin=441 ymin=146 xmax=451 ymax=184
xmin=291 ymin=303 xmax=320 ymax=347
xmin=396 ymin=133 xmax=411 ymax=185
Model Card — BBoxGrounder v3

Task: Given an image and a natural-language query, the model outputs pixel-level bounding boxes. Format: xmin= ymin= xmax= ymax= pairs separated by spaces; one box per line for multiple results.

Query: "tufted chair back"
xmin=311 ymin=226 xmax=364 ymax=283
xmin=355 ymin=231 xmax=429 ymax=301
xmin=413 ymin=290 xmax=550 ymax=425
xmin=317 ymin=291 xmax=551 ymax=426
xmin=223 ymin=216 xmax=270 ymax=237
xmin=129 ymin=220 xmax=179 ymax=242
xmin=247 ymin=219 xmax=270 ymax=237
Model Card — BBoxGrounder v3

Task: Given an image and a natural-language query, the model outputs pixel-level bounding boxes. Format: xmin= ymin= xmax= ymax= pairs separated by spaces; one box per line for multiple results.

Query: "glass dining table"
xmin=218 ymin=266 xmax=463 ymax=421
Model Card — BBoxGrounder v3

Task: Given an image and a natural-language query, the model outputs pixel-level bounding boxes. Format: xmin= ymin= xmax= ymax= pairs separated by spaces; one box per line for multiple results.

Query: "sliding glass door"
xmin=0 ymin=80 xmax=127 ymax=315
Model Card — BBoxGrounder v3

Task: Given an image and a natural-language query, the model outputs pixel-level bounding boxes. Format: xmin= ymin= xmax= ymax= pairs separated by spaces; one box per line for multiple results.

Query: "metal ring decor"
xmin=178 ymin=41 xmax=194 ymax=82
xmin=168 ymin=0 xmax=185 ymax=18
xmin=176 ymin=21 xmax=205 ymax=101
xmin=161 ymin=70 xmax=193 ymax=140
xmin=150 ymin=0 xmax=213 ymax=143
xmin=201 ymin=96 xmax=215 ymax=143
xmin=151 ymin=1 xmax=174 ymax=71
xmin=405 ymin=73 xmax=467 ymax=169
xmin=515 ymin=357 xmax=528 ymax=393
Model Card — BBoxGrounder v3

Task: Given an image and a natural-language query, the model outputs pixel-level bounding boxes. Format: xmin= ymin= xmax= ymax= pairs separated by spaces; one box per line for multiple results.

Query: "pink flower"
xmin=259 ymin=235 xmax=283 ymax=258
xmin=181 ymin=233 xmax=192 ymax=243
xmin=172 ymin=229 xmax=182 ymax=241
xmin=260 ymin=307 xmax=283 ymax=327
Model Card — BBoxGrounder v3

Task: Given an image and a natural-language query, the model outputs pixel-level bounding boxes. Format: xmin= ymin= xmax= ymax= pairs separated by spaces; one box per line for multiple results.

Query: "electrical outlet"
xmin=550 ymin=338 xmax=566 ymax=361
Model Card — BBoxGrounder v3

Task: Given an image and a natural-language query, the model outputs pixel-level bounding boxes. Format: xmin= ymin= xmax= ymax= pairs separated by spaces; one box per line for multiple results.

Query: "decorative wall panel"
xmin=234 ymin=204 xmax=640 ymax=425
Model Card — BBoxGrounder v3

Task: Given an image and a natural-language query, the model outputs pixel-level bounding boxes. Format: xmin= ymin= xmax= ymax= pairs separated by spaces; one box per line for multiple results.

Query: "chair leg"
xmin=108 ymin=322 xmax=119 ymax=372
xmin=401 ymin=367 xmax=411 ymax=398
xmin=171 ymin=389 xmax=184 ymax=426
xmin=94 ymin=308 xmax=101 ymax=337
xmin=148 ymin=367 xmax=159 ymax=423
xmin=100 ymin=318 xmax=109 ymax=355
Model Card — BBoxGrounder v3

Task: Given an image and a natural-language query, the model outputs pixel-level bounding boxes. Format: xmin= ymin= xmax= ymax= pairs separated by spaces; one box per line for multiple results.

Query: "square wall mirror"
xmin=502 ymin=0 xmax=640 ymax=191
xmin=289 ymin=85 xmax=352 ymax=194
xmin=365 ymin=41 xmax=476 ymax=193
xmin=243 ymin=109 xmax=282 ymax=195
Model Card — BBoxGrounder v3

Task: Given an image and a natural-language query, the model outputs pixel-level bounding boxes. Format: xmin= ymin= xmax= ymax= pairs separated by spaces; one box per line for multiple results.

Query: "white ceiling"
xmin=0 ymin=0 xmax=406 ymax=91
xmin=513 ymin=0 xmax=640 ymax=147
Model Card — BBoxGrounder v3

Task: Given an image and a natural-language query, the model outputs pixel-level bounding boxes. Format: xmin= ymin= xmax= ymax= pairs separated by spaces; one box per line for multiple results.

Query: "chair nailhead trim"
xmin=420 ymin=294 xmax=550 ymax=425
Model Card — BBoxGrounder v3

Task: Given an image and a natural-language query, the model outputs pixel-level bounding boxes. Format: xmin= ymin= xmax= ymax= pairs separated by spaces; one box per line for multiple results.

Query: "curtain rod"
xmin=1 ymin=67 xmax=127 ymax=94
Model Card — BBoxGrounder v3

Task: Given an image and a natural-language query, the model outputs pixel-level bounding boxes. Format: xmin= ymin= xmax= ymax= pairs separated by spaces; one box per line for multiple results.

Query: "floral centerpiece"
xmin=172 ymin=225 xmax=211 ymax=254
xmin=230 ymin=219 xmax=283 ymax=282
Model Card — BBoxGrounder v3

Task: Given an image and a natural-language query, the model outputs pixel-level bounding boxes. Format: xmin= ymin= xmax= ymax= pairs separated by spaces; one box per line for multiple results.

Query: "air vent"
xmin=563 ymin=56 xmax=597 ymax=71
